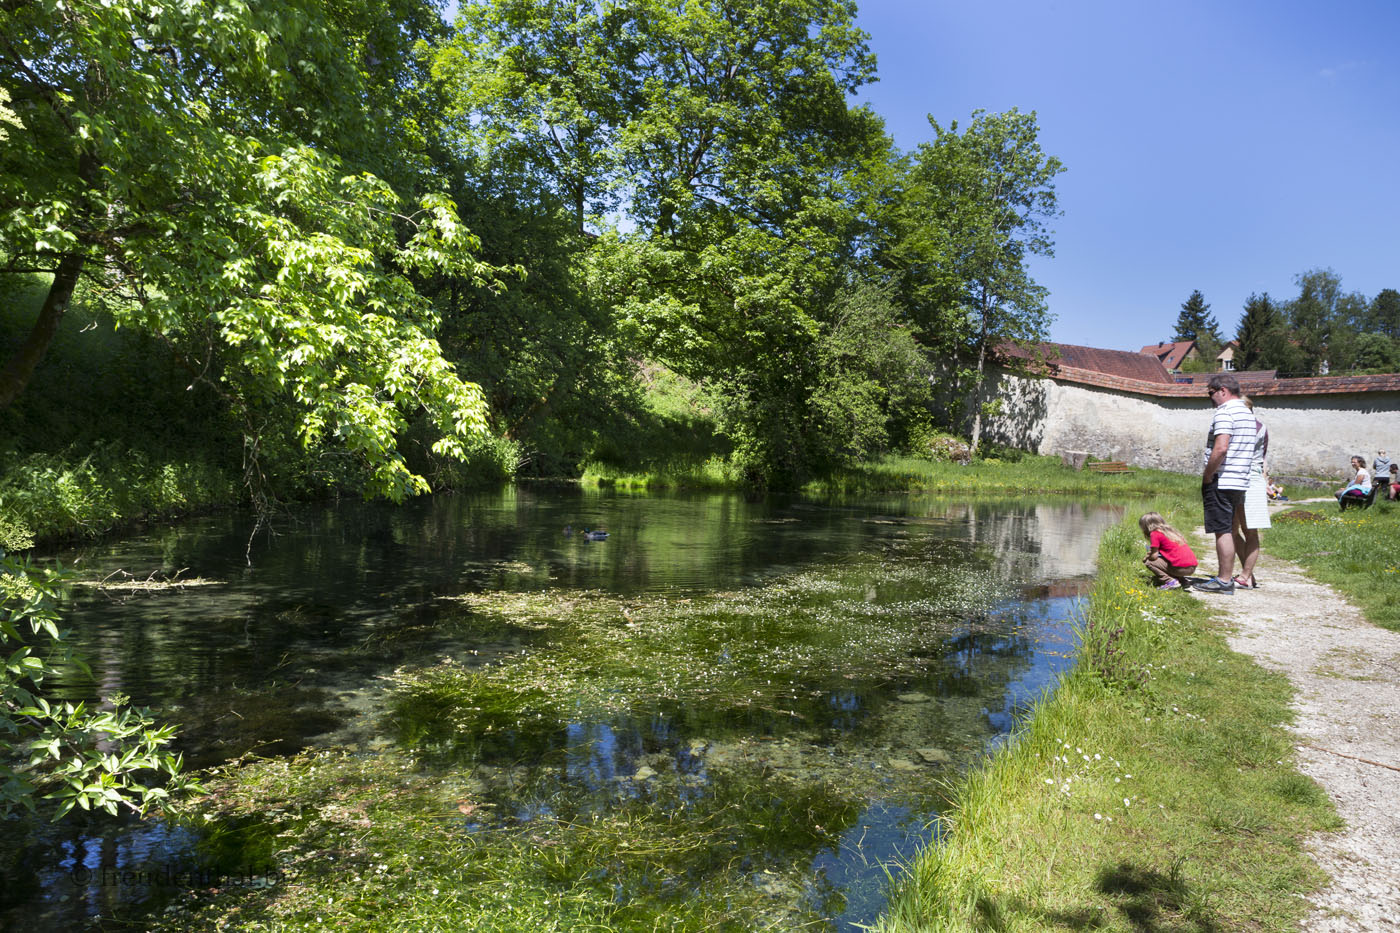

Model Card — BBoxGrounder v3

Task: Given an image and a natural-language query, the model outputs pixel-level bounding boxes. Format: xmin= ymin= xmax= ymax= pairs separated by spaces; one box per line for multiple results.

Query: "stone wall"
xmin=982 ymin=367 xmax=1400 ymax=479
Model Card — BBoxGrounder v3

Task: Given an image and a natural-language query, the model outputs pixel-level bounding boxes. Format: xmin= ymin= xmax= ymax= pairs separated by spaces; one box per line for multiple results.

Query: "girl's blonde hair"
xmin=1139 ymin=511 xmax=1186 ymax=544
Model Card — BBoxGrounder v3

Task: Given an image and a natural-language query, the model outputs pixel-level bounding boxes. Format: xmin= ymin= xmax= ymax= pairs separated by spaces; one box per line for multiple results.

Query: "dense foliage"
xmin=1167 ymin=273 xmax=1398 ymax=377
xmin=2 ymin=0 xmax=1071 ymax=502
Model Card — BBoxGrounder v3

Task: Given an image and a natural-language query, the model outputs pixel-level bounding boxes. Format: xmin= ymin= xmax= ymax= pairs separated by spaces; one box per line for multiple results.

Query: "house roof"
xmin=1139 ymin=340 xmax=1196 ymax=370
xmin=1173 ymin=370 xmax=1277 ymax=384
xmin=997 ymin=341 xmax=1400 ymax=396
xmin=1002 ymin=341 xmax=1175 ymax=383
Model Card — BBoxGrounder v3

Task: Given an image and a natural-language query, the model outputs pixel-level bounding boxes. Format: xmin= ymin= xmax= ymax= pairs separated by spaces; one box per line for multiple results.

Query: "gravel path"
xmin=1190 ymin=539 xmax=1400 ymax=931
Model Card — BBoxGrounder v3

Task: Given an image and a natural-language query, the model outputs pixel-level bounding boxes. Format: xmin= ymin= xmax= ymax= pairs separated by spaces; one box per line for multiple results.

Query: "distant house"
xmin=1216 ymin=341 xmax=1238 ymax=372
xmin=1139 ymin=340 xmax=1199 ymax=373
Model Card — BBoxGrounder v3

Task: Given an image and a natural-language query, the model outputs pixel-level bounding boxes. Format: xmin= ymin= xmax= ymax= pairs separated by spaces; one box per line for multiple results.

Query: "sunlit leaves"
xmin=1 ymin=0 xmax=507 ymax=498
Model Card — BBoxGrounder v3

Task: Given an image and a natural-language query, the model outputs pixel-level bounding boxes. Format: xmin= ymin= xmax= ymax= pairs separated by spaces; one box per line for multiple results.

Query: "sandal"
xmin=1232 ymin=575 xmax=1257 ymax=589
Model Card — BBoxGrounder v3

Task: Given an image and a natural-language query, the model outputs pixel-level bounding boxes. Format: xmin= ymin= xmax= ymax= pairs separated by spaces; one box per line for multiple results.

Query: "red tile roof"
xmin=1001 ymin=342 xmax=1175 ymax=383
xmin=997 ymin=342 xmax=1399 ymax=397
xmin=1139 ymin=340 xmax=1196 ymax=370
xmin=1173 ymin=370 xmax=1277 ymax=384
xmin=1042 ymin=365 xmax=1400 ymax=398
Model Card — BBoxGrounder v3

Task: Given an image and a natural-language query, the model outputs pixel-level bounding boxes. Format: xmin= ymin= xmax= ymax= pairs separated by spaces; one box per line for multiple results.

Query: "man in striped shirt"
xmin=1195 ymin=374 xmax=1257 ymax=594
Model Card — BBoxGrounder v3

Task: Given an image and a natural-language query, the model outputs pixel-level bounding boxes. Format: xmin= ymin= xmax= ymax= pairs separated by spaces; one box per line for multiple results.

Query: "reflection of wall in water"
xmin=926 ymin=503 xmax=1123 ymax=582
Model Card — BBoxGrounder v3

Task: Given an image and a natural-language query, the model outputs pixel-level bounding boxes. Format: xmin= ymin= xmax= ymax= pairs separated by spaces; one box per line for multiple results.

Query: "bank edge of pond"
xmin=5 ymin=450 xmax=1177 ymax=555
xmin=583 ymin=454 xmax=1179 ymax=498
xmin=873 ymin=494 xmax=1340 ymax=932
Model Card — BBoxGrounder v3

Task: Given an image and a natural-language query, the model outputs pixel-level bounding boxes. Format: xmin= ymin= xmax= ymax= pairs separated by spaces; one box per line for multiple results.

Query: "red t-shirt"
xmin=1149 ymin=530 xmax=1197 ymax=568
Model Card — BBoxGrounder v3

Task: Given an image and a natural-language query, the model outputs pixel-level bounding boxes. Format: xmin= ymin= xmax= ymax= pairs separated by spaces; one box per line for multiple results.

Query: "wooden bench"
xmin=1087 ymin=461 xmax=1135 ymax=474
xmin=1338 ymin=486 xmax=1377 ymax=511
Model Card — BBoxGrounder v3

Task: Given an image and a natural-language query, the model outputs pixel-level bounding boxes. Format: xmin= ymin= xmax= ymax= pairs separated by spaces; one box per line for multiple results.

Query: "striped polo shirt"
xmin=1203 ymin=398 xmax=1257 ymax=491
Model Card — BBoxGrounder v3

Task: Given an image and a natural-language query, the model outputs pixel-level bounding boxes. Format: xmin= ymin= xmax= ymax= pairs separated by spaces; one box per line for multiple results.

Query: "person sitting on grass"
xmin=1390 ymin=464 xmax=1399 ymax=501
xmin=1139 ymin=512 xmax=1198 ymax=590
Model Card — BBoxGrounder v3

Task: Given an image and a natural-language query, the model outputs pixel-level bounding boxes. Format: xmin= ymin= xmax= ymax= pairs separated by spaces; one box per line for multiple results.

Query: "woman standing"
xmin=1232 ymin=397 xmax=1269 ymax=588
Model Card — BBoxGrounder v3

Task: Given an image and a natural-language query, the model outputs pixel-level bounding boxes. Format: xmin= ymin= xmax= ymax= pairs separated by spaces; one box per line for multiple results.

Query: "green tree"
xmin=1368 ymin=288 xmax=1400 ymax=339
xmin=433 ymin=0 xmax=631 ymax=234
xmin=2 ymin=559 xmax=200 ymax=819
xmin=1173 ymin=289 xmax=1221 ymax=345
xmin=0 ymin=0 xmax=506 ymax=500
xmin=1282 ymin=268 xmax=1343 ymax=376
xmin=1352 ymin=332 xmax=1400 ymax=373
xmin=435 ymin=0 xmax=884 ymax=485
xmin=1234 ymin=292 xmax=1281 ymax=371
xmin=898 ymin=109 xmax=1064 ymax=455
xmin=808 ymin=282 xmax=936 ymax=465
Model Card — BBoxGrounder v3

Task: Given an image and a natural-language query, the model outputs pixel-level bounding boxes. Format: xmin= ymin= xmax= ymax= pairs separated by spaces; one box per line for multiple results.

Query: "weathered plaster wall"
xmin=983 ymin=369 xmax=1400 ymax=478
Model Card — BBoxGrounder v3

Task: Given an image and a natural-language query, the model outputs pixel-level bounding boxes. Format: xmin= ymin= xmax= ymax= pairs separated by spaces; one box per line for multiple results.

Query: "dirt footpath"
xmin=1192 ymin=549 xmax=1400 ymax=931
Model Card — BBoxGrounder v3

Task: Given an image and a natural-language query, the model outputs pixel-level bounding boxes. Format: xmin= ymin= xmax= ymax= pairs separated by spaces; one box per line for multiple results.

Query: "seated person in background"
xmin=1266 ymin=481 xmax=1287 ymax=500
xmin=1335 ymin=455 xmax=1372 ymax=502
xmin=1390 ymin=464 xmax=1399 ymax=500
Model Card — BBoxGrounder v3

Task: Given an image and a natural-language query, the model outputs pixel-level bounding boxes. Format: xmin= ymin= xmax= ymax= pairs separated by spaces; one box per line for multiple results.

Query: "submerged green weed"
xmin=390 ymin=544 xmax=1017 ymax=763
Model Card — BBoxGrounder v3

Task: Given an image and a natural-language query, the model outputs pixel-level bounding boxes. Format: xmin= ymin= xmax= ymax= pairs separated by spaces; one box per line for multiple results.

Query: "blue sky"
xmin=852 ymin=0 xmax=1400 ymax=350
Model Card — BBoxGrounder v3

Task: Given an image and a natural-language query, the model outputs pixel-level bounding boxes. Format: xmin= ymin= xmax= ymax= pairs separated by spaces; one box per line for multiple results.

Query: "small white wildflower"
xmin=1124 ymin=798 xmax=1131 ymax=807
xmin=1094 ymin=753 xmax=1101 ymax=760
xmin=1094 ymin=813 xmax=1103 ymax=820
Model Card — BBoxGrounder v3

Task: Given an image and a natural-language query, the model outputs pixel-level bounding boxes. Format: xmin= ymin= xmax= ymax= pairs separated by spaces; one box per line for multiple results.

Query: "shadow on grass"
xmin=1031 ymin=861 xmax=1220 ymax=932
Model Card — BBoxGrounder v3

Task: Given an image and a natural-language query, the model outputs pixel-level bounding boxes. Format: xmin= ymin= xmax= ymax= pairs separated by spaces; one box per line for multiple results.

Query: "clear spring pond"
xmin=6 ymin=487 xmax=1123 ymax=930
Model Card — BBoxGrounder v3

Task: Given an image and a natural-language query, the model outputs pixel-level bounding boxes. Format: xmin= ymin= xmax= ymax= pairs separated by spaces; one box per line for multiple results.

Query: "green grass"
xmin=806 ymin=454 xmax=1197 ymax=497
xmin=1265 ymin=500 xmax=1400 ymax=631
xmin=579 ymin=455 xmax=739 ymax=490
xmin=873 ymin=494 xmax=1340 ymax=932
xmin=583 ymin=453 xmax=1202 ymax=498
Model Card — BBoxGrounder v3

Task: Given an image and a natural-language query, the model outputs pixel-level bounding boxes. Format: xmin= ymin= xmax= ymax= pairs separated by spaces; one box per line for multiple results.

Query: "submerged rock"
xmin=896 ymin=692 xmax=932 ymax=704
xmin=915 ymin=747 xmax=951 ymax=765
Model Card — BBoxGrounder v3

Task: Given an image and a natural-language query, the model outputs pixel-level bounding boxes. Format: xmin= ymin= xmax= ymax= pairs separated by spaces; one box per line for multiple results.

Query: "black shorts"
xmin=1202 ymin=479 xmax=1244 ymax=534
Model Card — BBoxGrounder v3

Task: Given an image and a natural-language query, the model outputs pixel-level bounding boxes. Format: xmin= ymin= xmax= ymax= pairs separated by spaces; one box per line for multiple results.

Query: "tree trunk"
xmin=0 ymin=251 xmax=85 ymax=411
xmin=969 ymin=336 xmax=986 ymax=458
xmin=968 ymin=297 xmax=991 ymax=458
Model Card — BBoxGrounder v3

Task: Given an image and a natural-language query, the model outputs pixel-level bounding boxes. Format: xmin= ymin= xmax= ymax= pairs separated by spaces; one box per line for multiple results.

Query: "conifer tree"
xmin=1173 ymin=289 xmax=1220 ymax=344
xmin=1234 ymin=292 xmax=1279 ymax=371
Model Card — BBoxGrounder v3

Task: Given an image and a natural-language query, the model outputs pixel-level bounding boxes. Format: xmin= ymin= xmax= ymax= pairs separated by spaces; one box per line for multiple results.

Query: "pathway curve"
xmin=1191 ymin=546 xmax=1400 ymax=931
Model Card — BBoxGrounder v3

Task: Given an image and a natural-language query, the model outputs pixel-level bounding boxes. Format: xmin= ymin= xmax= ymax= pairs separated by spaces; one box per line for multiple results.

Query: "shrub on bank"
xmin=0 ymin=445 xmax=236 ymax=549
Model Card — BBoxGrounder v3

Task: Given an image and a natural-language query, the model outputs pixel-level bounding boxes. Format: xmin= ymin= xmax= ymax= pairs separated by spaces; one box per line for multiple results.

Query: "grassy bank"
xmin=0 ymin=446 xmax=237 ymax=552
xmin=582 ymin=452 xmax=1191 ymax=498
xmin=875 ymin=495 xmax=1340 ymax=932
xmin=1265 ymin=501 xmax=1400 ymax=632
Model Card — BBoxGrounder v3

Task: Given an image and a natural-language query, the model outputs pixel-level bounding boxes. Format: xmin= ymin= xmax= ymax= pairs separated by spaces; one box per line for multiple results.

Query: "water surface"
xmin=5 ymin=488 xmax=1122 ymax=930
